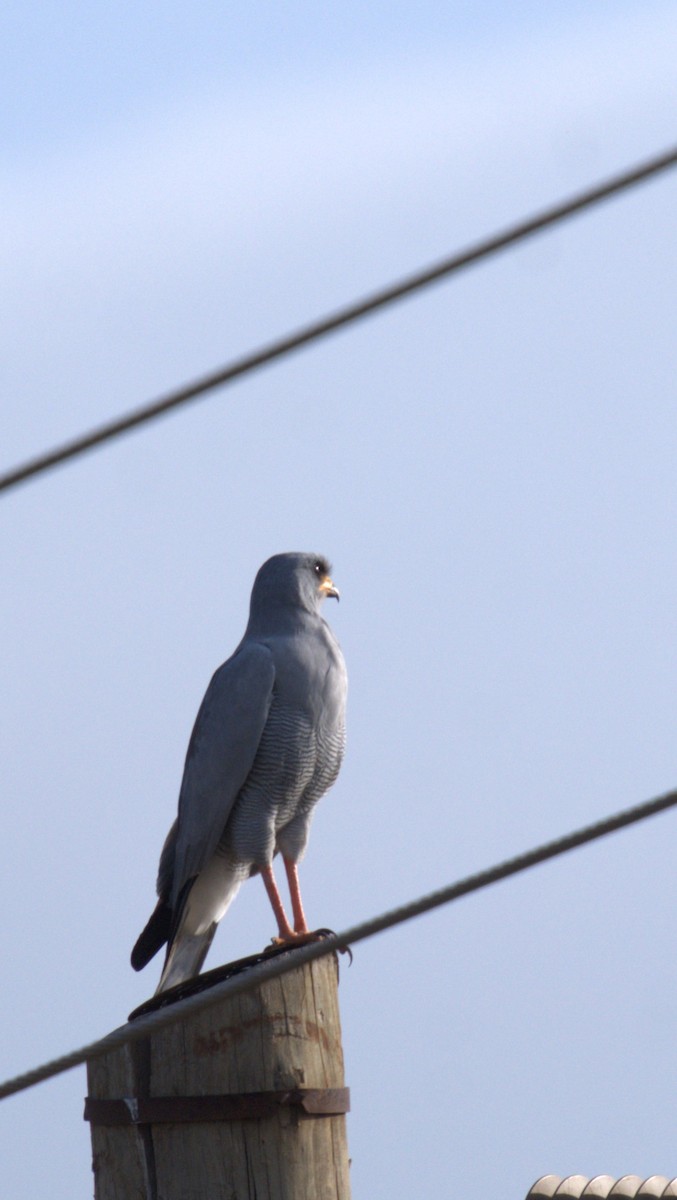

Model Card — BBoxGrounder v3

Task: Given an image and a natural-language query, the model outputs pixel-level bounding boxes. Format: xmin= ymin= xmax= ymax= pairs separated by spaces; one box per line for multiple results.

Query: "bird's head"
xmin=249 ymin=552 xmax=340 ymax=624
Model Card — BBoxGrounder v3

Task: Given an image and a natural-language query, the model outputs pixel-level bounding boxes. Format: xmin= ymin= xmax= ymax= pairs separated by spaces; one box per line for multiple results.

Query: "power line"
xmin=1 ymin=781 xmax=676 ymax=1103
xmin=2 ymin=143 xmax=677 ymax=497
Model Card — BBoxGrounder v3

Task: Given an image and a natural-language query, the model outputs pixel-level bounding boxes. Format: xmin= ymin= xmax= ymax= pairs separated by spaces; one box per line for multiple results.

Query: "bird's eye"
xmin=313 ymin=561 xmax=323 ymax=576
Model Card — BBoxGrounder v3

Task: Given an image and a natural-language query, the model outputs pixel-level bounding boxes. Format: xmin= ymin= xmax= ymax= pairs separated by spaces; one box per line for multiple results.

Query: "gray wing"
xmin=168 ymin=639 xmax=276 ymax=907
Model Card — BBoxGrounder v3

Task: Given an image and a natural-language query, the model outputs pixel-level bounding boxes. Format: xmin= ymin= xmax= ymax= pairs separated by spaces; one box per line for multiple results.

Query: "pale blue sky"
xmin=2 ymin=4 xmax=677 ymax=1197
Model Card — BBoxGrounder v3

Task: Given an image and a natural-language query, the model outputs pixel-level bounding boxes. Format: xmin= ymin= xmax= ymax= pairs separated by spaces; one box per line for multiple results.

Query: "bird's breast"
xmin=223 ymin=699 xmax=345 ymax=863
xmin=219 ymin=625 xmax=346 ymax=864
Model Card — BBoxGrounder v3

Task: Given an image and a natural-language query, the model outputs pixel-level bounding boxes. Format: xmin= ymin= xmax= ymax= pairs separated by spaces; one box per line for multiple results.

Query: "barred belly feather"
xmin=225 ymin=704 xmax=345 ymax=866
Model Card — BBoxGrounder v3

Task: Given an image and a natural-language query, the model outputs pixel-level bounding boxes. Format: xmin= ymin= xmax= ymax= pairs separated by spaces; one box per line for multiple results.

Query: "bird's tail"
xmin=155 ymin=923 xmax=219 ymax=994
xmin=156 ymin=856 xmax=243 ymax=994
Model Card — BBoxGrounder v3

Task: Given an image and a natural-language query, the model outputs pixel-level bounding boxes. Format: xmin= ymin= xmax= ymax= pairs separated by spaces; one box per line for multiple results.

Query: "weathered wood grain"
xmin=87 ymin=954 xmax=351 ymax=1199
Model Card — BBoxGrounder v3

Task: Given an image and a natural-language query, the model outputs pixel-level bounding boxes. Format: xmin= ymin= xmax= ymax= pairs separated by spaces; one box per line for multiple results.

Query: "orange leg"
xmin=284 ymin=858 xmax=309 ymax=934
xmin=260 ymin=865 xmax=296 ymax=941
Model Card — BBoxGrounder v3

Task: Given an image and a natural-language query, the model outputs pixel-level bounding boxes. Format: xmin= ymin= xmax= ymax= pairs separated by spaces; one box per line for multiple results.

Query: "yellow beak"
xmin=319 ymin=576 xmax=340 ymax=601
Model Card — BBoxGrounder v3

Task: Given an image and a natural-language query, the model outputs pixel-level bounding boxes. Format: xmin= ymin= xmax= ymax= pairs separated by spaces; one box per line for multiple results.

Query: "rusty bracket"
xmin=84 ymin=1087 xmax=350 ymax=1125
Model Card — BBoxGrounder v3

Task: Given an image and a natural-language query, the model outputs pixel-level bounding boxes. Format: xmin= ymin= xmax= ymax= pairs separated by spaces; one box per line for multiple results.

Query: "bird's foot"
xmin=263 ymin=927 xmax=353 ymax=963
xmin=268 ymin=929 xmax=318 ymax=949
xmin=263 ymin=927 xmax=329 ymax=953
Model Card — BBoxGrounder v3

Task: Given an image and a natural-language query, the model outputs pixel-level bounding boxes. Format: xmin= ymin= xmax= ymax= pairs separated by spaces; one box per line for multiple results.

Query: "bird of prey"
xmin=131 ymin=552 xmax=347 ymax=994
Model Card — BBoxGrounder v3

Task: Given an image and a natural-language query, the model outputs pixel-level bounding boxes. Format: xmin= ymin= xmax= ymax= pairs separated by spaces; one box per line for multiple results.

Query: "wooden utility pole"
xmin=85 ymin=953 xmax=351 ymax=1200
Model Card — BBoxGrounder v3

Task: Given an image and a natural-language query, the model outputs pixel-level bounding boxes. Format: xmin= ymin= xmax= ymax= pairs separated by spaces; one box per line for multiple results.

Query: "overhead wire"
xmin=1 ymin=143 xmax=677 ymax=496
xmin=1 ymin=781 xmax=676 ymax=1103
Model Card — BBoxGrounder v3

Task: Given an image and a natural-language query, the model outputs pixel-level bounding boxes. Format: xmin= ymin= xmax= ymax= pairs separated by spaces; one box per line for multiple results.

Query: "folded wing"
xmin=131 ymin=640 xmax=275 ymax=974
xmin=170 ymin=639 xmax=276 ymax=906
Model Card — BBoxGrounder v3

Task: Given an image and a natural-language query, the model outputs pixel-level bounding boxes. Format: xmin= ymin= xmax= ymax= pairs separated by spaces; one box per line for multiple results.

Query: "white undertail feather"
xmin=156 ymin=856 xmax=243 ymax=993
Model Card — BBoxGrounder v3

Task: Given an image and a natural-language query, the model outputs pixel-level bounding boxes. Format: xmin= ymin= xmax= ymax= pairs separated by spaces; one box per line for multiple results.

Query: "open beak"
xmin=319 ymin=576 xmax=340 ymax=601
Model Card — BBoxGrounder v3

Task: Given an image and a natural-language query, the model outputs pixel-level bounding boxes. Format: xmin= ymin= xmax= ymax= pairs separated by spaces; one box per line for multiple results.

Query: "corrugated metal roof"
xmin=528 ymin=1177 xmax=677 ymax=1199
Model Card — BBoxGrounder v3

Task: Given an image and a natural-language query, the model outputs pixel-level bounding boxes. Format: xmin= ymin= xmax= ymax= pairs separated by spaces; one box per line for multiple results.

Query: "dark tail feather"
xmin=131 ymin=898 xmax=173 ymax=971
